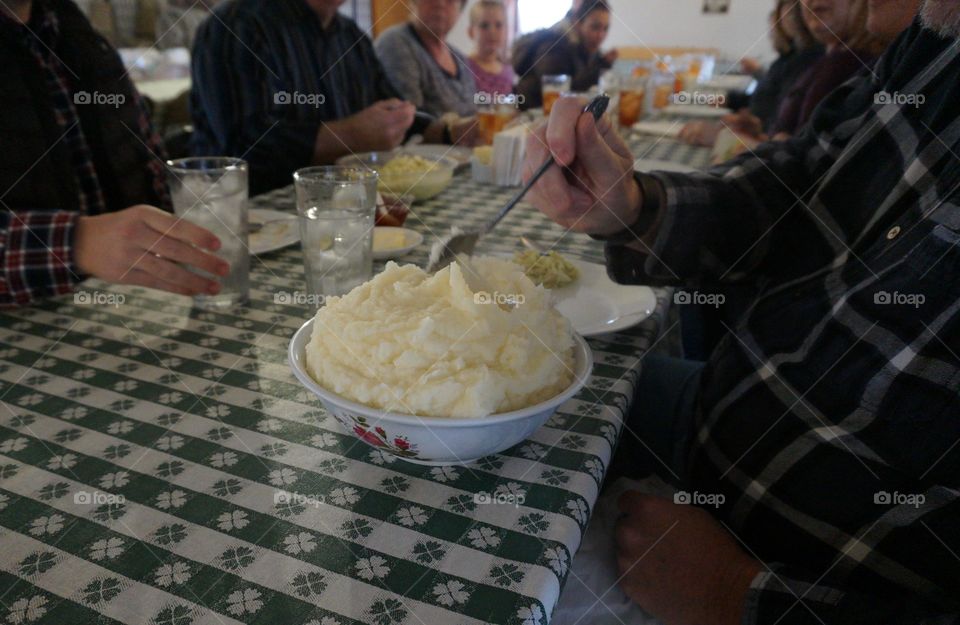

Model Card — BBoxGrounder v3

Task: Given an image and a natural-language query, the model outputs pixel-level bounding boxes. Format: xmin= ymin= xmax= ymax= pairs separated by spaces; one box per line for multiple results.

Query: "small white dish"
xmin=632 ymin=120 xmax=683 ymax=139
xmin=372 ymin=227 xmax=423 ymax=260
xmin=551 ymin=260 xmax=657 ymax=337
xmin=662 ymin=104 xmax=733 ymax=118
xmin=249 ymin=208 xmax=300 ymax=255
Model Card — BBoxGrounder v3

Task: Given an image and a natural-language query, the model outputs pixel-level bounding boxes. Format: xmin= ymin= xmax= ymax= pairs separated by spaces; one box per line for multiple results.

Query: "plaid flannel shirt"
xmin=607 ymin=23 xmax=960 ymax=624
xmin=0 ymin=3 xmax=168 ymax=308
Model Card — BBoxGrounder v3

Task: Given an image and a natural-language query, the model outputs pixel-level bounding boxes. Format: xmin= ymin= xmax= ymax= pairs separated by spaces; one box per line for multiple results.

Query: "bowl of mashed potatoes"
xmin=336 ymin=152 xmax=456 ymax=201
xmin=288 ymin=257 xmax=593 ymax=465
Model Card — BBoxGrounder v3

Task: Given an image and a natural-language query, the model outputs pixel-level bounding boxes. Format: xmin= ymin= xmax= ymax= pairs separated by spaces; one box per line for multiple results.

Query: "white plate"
xmin=401 ymin=145 xmax=474 ymax=171
xmin=700 ymin=75 xmax=757 ymax=92
xmin=552 ymin=260 xmax=657 ymax=337
xmin=249 ymin=208 xmax=300 ymax=255
xmin=632 ymin=120 xmax=683 ymax=138
xmin=373 ymin=227 xmax=424 ymax=260
xmin=634 ymin=159 xmax=699 ymax=174
xmin=662 ymin=104 xmax=733 ymax=118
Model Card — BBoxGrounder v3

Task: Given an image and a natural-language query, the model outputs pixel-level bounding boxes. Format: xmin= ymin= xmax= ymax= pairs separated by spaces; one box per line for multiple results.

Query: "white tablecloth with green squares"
xmin=0 ymin=134 xmax=710 ymax=625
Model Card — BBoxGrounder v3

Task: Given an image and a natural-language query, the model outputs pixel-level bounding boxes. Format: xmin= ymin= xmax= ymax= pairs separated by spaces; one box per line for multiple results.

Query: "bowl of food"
xmin=288 ymin=258 xmax=593 ymax=465
xmin=337 ymin=151 xmax=456 ymax=201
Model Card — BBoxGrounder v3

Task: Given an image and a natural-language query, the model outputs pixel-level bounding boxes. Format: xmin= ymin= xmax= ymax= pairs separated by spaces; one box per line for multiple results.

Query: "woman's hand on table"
xmin=523 ymin=96 xmax=642 ymax=236
xmin=678 ymin=120 xmax=721 ymax=146
xmin=721 ymin=109 xmax=764 ymax=138
xmin=615 ymin=491 xmax=763 ymax=625
xmin=74 ymin=205 xmax=228 ymax=296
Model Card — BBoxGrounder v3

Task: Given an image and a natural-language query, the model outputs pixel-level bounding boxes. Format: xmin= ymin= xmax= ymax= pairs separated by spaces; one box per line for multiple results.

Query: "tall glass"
xmin=542 ymin=74 xmax=571 ymax=115
xmin=166 ymin=157 xmax=249 ymax=309
xmin=619 ymin=76 xmax=647 ymax=127
xmin=293 ymin=167 xmax=377 ymax=306
xmin=477 ymin=102 xmax=517 ymax=145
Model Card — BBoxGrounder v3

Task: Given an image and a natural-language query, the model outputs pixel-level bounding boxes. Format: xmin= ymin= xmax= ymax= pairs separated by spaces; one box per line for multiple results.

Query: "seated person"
xmin=0 ymin=0 xmax=225 ymax=308
xmin=466 ymin=0 xmax=515 ymax=99
xmin=770 ymin=0 xmax=890 ymax=136
xmin=375 ymin=0 xmax=477 ymax=119
xmin=514 ymin=0 xmax=617 ymax=111
xmin=681 ymin=0 xmax=824 ymax=147
xmin=191 ymin=0 xmax=464 ymax=195
xmin=155 ymin=0 xmax=223 ymax=50
xmin=524 ymin=6 xmax=960 ymax=623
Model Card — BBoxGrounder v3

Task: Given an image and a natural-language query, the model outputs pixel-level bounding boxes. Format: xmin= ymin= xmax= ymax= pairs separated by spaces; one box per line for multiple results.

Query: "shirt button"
xmin=886 ymin=226 xmax=901 ymax=240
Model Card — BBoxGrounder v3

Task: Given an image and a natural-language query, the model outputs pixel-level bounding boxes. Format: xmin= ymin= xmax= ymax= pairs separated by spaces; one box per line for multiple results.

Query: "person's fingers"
xmin=123 ymin=267 xmax=195 ymax=296
xmin=141 ymin=230 xmax=230 ymax=277
xmin=140 ymin=207 xmax=221 ymax=251
xmin=573 ymin=111 xmax=620 ymax=173
xmin=594 ymin=111 xmax=634 ymax=161
xmin=545 ymin=96 xmax=590 ymax=166
xmin=524 ymin=126 xmax=577 ymax=217
xmin=134 ymin=253 xmax=220 ymax=295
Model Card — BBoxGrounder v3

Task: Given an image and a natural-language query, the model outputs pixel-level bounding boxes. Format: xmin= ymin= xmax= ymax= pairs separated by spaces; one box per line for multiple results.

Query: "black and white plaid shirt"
xmin=607 ymin=22 xmax=960 ymax=624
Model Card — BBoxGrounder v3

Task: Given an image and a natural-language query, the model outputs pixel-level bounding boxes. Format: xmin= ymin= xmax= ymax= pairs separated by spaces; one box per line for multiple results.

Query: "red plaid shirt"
xmin=0 ymin=4 xmax=168 ymax=307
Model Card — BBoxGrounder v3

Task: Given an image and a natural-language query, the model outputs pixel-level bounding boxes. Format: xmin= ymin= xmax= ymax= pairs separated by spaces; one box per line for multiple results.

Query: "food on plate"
xmin=375 ymin=193 xmax=410 ymax=227
xmin=380 ymin=155 xmax=437 ymax=177
xmin=473 ymin=146 xmax=494 ymax=166
xmin=513 ymin=250 xmax=580 ymax=289
xmin=305 ymin=258 xmax=574 ymax=418
xmin=373 ymin=228 xmax=409 ymax=252
xmin=377 ymin=155 xmax=454 ymax=200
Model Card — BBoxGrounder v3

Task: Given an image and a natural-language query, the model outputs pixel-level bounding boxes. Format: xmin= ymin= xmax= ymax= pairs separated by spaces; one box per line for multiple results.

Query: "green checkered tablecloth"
xmin=0 ymin=136 xmax=710 ymax=625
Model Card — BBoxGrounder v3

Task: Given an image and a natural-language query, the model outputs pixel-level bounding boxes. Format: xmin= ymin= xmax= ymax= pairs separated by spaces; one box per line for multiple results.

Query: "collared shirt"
xmin=0 ymin=1 xmax=168 ymax=307
xmin=607 ymin=22 xmax=960 ymax=624
xmin=190 ymin=0 xmax=405 ymax=195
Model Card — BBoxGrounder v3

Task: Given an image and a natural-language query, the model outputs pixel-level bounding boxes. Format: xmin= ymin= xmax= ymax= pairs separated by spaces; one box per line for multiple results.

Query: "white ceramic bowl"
xmin=335 ymin=151 xmax=457 ymax=201
xmin=288 ymin=319 xmax=593 ymax=465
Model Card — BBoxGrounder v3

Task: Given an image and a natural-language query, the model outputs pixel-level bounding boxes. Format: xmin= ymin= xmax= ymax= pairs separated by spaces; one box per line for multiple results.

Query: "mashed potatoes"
xmin=305 ymin=257 xmax=575 ymax=418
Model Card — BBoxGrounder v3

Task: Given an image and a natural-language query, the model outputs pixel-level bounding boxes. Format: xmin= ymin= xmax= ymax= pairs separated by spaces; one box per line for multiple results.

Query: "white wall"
xmin=448 ymin=0 xmax=777 ymax=67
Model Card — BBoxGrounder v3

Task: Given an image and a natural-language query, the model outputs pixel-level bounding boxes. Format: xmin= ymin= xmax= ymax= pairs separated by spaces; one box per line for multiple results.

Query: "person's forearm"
xmin=313 ymin=118 xmax=358 ymax=165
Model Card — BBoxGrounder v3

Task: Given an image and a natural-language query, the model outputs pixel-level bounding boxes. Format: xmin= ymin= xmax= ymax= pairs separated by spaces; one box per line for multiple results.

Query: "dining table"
xmin=0 ymin=126 xmax=711 ymax=625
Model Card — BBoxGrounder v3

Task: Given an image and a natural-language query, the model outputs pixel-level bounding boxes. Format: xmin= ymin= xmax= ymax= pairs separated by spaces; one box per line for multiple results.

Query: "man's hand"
xmin=523 ymin=96 xmax=642 ymax=235
xmin=74 ymin=205 xmax=228 ymax=296
xmin=604 ymin=48 xmax=620 ymax=65
xmin=345 ymin=99 xmax=416 ymax=152
xmin=615 ymin=492 xmax=763 ymax=625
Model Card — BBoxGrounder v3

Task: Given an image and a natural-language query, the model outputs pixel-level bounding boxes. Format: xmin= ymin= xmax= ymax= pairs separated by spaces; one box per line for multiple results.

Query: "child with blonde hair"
xmin=467 ymin=0 xmax=515 ymax=98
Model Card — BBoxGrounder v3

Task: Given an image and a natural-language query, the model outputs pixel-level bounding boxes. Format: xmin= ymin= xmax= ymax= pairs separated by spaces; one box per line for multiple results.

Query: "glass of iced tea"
xmin=651 ymin=72 xmax=676 ymax=111
xmin=477 ymin=102 xmax=516 ymax=145
xmin=542 ymin=74 xmax=571 ymax=115
xmin=618 ymin=77 xmax=647 ymax=128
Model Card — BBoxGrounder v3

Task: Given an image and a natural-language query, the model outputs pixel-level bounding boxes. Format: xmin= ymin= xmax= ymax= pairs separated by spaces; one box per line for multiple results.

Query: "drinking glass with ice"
xmin=166 ymin=157 xmax=250 ymax=308
xmin=293 ymin=166 xmax=378 ymax=308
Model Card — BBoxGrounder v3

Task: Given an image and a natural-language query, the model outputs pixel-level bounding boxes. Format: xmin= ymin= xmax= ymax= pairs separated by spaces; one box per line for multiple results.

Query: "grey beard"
xmin=921 ymin=1 xmax=960 ymax=38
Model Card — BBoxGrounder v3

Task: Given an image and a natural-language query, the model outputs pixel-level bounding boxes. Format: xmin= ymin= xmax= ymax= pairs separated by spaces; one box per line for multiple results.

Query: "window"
xmin=517 ymin=1 xmax=570 ymax=34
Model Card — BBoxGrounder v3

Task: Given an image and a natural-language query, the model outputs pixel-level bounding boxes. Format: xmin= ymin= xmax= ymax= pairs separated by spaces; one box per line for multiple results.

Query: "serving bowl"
xmin=336 ymin=151 xmax=456 ymax=201
xmin=288 ymin=318 xmax=593 ymax=465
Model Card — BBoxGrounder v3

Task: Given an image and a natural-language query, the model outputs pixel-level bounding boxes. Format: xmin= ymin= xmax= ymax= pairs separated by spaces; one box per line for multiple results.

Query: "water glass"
xmin=293 ymin=166 xmax=378 ymax=306
xmin=166 ymin=157 xmax=250 ymax=309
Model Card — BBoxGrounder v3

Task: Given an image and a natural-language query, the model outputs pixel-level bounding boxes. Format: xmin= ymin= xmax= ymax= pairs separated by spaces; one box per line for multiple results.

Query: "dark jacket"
xmin=0 ymin=0 xmax=166 ymax=214
xmin=772 ymin=47 xmax=875 ymax=135
xmin=749 ymin=44 xmax=825 ymax=132
xmin=513 ymin=31 xmax=612 ymax=110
